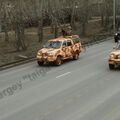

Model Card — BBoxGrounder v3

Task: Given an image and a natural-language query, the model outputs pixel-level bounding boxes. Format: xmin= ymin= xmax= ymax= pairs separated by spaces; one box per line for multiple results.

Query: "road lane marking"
xmin=56 ymin=72 xmax=71 ymax=79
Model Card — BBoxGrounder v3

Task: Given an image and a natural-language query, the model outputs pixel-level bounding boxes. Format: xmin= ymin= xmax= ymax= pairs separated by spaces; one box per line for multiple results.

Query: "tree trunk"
xmin=5 ymin=29 xmax=9 ymax=42
xmin=38 ymin=0 xmax=43 ymax=43
xmin=3 ymin=12 xmax=9 ymax=42
xmin=54 ymin=24 xmax=58 ymax=38
xmin=81 ymin=23 xmax=86 ymax=36
xmin=104 ymin=0 xmax=110 ymax=28
xmin=14 ymin=0 xmax=26 ymax=51
xmin=70 ymin=1 xmax=76 ymax=28
xmin=15 ymin=21 xmax=26 ymax=51
xmin=38 ymin=18 xmax=43 ymax=43
xmin=101 ymin=5 xmax=104 ymax=26
xmin=81 ymin=0 xmax=89 ymax=36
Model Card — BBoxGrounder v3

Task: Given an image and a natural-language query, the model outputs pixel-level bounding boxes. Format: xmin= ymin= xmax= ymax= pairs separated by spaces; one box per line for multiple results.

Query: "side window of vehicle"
xmin=62 ymin=41 xmax=67 ymax=46
xmin=67 ymin=40 xmax=72 ymax=46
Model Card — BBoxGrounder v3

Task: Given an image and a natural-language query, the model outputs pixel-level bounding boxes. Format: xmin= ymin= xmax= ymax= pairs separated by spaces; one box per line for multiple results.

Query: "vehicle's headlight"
xmin=48 ymin=51 xmax=56 ymax=56
xmin=115 ymin=33 xmax=118 ymax=36
xmin=37 ymin=52 xmax=41 ymax=56
xmin=117 ymin=55 xmax=120 ymax=59
xmin=110 ymin=54 xmax=115 ymax=59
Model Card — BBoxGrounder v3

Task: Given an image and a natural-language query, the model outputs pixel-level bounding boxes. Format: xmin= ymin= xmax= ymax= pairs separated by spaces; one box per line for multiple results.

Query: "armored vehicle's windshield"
xmin=44 ymin=41 xmax=62 ymax=49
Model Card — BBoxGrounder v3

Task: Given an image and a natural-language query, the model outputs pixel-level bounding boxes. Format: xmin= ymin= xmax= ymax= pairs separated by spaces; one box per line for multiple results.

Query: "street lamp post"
xmin=113 ymin=0 xmax=116 ymax=33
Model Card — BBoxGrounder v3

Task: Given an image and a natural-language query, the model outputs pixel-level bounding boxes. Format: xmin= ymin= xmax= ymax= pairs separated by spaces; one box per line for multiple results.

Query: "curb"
xmin=84 ymin=37 xmax=112 ymax=47
xmin=0 ymin=58 xmax=36 ymax=71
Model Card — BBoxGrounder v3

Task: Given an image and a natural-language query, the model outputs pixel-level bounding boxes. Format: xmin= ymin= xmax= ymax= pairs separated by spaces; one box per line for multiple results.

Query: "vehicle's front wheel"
xmin=109 ymin=64 xmax=115 ymax=70
xmin=37 ymin=61 xmax=44 ymax=66
xmin=73 ymin=52 xmax=79 ymax=60
xmin=55 ymin=56 xmax=62 ymax=66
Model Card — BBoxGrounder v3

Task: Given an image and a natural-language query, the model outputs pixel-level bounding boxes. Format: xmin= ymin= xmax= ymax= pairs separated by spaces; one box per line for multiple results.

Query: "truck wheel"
xmin=73 ymin=52 xmax=79 ymax=60
xmin=109 ymin=64 xmax=114 ymax=70
xmin=55 ymin=56 xmax=62 ymax=66
xmin=37 ymin=61 xmax=44 ymax=66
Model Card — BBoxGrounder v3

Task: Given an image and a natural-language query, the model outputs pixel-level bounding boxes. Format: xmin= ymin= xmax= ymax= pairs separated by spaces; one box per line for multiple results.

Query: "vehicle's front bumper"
xmin=37 ymin=55 xmax=56 ymax=62
xmin=108 ymin=59 xmax=120 ymax=65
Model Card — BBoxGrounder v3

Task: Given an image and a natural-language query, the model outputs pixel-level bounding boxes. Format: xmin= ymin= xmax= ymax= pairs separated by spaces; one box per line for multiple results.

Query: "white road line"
xmin=56 ymin=72 xmax=71 ymax=79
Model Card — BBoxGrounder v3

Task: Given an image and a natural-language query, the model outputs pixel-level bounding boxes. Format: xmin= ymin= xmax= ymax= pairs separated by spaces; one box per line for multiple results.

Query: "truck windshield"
xmin=45 ymin=41 xmax=62 ymax=49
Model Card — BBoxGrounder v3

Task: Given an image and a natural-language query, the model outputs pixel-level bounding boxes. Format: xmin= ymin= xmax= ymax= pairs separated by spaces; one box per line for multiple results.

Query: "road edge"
xmin=0 ymin=37 xmax=113 ymax=71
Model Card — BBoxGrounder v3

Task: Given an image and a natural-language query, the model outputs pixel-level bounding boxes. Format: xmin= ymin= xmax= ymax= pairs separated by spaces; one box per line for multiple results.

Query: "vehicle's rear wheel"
xmin=109 ymin=64 xmax=115 ymax=70
xmin=37 ymin=61 xmax=44 ymax=66
xmin=55 ymin=56 xmax=62 ymax=66
xmin=73 ymin=52 xmax=79 ymax=60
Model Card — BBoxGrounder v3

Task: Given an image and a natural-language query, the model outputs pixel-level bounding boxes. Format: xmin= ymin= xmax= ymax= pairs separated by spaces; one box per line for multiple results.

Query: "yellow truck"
xmin=37 ymin=35 xmax=82 ymax=66
xmin=108 ymin=42 xmax=120 ymax=69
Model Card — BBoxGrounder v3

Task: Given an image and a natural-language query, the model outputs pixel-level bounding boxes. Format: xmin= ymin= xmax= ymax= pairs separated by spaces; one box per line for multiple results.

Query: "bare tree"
xmin=70 ymin=0 xmax=77 ymax=28
xmin=12 ymin=0 xmax=26 ymax=51
xmin=81 ymin=0 xmax=89 ymax=36
xmin=37 ymin=0 xmax=44 ymax=43
xmin=0 ymin=0 xmax=9 ymax=42
xmin=0 ymin=0 xmax=114 ymax=51
xmin=99 ymin=0 xmax=112 ymax=28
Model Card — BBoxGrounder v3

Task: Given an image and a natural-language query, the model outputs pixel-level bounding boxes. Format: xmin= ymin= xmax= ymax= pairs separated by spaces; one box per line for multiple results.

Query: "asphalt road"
xmin=0 ymin=39 xmax=120 ymax=120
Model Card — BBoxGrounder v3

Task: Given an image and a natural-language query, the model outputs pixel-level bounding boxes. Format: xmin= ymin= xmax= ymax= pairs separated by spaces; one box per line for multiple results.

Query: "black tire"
xmin=55 ymin=56 xmax=62 ymax=66
xmin=109 ymin=64 xmax=115 ymax=70
xmin=73 ymin=52 xmax=79 ymax=60
xmin=37 ymin=61 xmax=44 ymax=66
